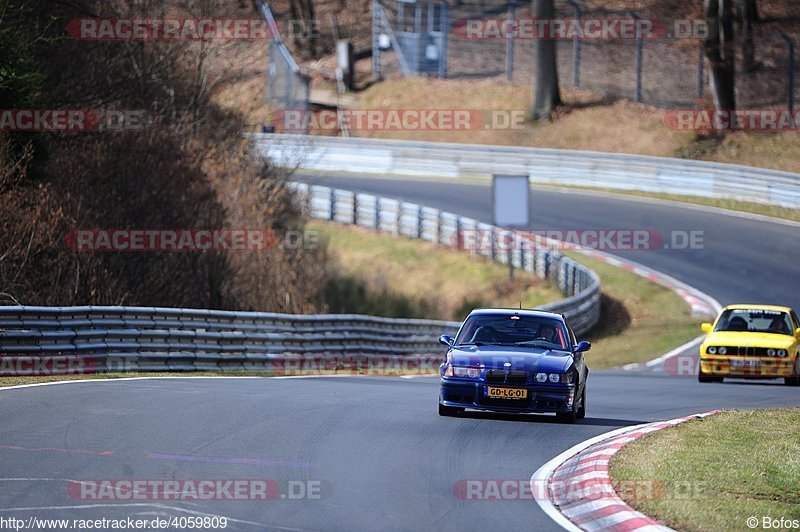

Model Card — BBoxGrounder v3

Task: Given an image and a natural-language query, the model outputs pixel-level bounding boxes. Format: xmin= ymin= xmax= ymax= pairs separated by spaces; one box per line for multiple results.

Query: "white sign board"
xmin=492 ymin=174 xmax=530 ymax=228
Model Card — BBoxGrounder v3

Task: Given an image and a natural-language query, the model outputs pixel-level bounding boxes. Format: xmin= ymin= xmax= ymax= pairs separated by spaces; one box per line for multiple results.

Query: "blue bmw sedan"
xmin=438 ymin=309 xmax=591 ymax=423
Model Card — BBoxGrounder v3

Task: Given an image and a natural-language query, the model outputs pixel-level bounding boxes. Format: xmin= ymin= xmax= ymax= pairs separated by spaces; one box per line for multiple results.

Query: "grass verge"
xmin=610 ymin=408 xmax=800 ymax=532
xmin=314 ymin=220 xmax=562 ymax=320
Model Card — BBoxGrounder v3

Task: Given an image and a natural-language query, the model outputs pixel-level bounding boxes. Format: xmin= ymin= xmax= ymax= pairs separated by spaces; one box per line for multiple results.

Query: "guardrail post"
xmin=571 ymin=264 xmax=578 ymax=295
xmin=543 ymin=251 xmax=550 ymax=280
xmin=306 ymin=185 xmax=314 ymax=215
xmin=374 ymin=197 xmax=381 ymax=230
xmin=455 ymin=217 xmax=462 ymax=250
xmin=329 ymin=188 xmax=336 ymax=221
xmin=395 ymin=203 xmax=402 ymax=235
xmin=417 ymin=205 xmax=424 ymax=239
xmin=353 ymin=193 xmax=359 ymax=225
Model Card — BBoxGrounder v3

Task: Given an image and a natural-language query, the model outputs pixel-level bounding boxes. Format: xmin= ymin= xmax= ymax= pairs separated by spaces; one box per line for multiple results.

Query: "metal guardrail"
xmin=257 ymin=134 xmax=800 ymax=208
xmin=0 ymin=185 xmax=601 ymax=376
xmin=0 ymin=306 xmax=461 ymax=374
xmin=291 ymin=182 xmax=601 ymax=335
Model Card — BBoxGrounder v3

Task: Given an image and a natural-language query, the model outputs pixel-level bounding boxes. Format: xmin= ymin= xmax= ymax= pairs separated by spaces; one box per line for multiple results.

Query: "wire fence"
xmin=259 ymin=0 xmax=310 ymax=116
xmin=370 ymin=0 xmax=799 ymax=110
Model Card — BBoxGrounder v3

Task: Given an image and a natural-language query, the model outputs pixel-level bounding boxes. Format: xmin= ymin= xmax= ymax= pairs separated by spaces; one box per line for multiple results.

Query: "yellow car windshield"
xmin=714 ymin=309 xmax=793 ymax=336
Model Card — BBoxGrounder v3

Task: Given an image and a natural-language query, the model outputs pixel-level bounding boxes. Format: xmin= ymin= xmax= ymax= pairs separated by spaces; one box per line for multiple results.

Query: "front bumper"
xmin=439 ymin=378 xmax=576 ymax=414
xmin=700 ymin=356 xmax=797 ymax=378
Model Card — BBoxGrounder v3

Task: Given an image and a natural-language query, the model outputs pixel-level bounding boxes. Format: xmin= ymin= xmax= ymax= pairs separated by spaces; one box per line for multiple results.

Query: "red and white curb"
xmin=531 ymin=410 xmax=721 ymax=532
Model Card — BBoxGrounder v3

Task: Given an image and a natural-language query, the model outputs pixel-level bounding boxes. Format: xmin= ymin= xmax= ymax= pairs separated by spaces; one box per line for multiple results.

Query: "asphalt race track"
xmin=1 ymin=375 xmax=799 ymax=531
xmin=1 ymin=176 xmax=798 ymax=531
xmin=298 ymin=175 xmax=800 ymax=311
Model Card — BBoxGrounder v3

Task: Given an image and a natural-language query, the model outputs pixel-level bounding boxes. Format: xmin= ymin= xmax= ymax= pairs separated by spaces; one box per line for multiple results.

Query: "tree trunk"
xmin=739 ymin=0 xmax=757 ymax=71
xmin=289 ymin=0 xmax=318 ymax=59
xmin=530 ymin=0 xmax=561 ymax=121
xmin=704 ymin=0 xmax=736 ymax=112
xmin=742 ymin=0 xmax=759 ymax=22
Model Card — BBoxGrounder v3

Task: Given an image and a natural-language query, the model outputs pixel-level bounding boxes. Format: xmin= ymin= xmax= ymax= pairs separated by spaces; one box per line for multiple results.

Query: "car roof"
xmin=466 ymin=308 xmax=565 ymax=321
xmin=723 ymin=304 xmax=794 ymax=313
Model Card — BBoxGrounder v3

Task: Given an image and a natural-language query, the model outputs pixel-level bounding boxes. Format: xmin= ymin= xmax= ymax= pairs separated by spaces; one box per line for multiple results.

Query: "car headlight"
xmin=777 ymin=349 xmax=788 ymax=358
xmin=446 ymin=366 xmax=481 ymax=378
xmin=718 ymin=346 xmax=727 ymax=355
xmin=767 ymin=349 xmax=776 ymax=357
xmin=535 ymin=372 xmax=575 ymax=384
xmin=707 ymin=346 xmax=717 ymax=354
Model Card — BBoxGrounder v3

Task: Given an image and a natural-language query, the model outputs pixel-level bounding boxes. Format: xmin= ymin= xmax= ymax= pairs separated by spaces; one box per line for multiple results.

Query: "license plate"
xmin=484 ymin=386 xmax=527 ymax=399
xmin=730 ymin=359 xmax=760 ymax=368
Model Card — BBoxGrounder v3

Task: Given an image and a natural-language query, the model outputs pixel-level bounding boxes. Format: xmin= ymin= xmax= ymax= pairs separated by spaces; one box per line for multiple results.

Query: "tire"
xmin=438 ymin=403 xmax=463 ymax=416
xmin=698 ymin=368 xmax=714 ymax=383
xmin=784 ymin=376 xmax=800 ymax=386
xmin=576 ymin=388 xmax=586 ymax=420
xmin=557 ymin=389 xmax=579 ymax=423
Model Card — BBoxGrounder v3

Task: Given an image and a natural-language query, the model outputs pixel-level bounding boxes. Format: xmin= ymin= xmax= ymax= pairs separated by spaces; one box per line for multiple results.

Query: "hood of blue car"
xmin=447 ymin=345 xmax=574 ymax=373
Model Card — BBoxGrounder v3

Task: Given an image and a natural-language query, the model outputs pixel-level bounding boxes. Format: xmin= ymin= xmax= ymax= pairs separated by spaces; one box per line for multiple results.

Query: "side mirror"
xmin=575 ymin=341 xmax=591 ymax=353
xmin=439 ymin=335 xmax=454 ymax=347
xmin=701 ymin=322 xmax=713 ymax=333
xmin=795 ymin=328 xmax=800 ymax=337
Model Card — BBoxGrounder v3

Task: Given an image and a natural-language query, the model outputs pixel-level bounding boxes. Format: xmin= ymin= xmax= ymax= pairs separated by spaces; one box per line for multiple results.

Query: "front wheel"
xmin=557 ymin=388 xmax=579 ymax=423
xmin=439 ymin=403 xmax=464 ymax=416
xmin=784 ymin=375 xmax=800 ymax=386
xmin=576 ymin=388 xmax=586 ymax=420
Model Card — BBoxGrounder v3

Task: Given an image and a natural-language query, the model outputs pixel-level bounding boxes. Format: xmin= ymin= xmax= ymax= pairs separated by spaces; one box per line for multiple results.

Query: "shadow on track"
xmin=455 ymin=411 xmax=647 ymax=427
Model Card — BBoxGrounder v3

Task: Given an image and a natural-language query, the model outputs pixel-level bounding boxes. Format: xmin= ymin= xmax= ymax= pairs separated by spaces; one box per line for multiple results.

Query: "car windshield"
xmin=714 ymin=309 xmax=794 ymax=336
xmin=454 ymin=314 xmax=569 ymax=350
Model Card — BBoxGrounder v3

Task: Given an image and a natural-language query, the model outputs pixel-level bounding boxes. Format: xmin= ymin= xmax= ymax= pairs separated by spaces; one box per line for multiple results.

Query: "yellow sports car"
xmin=699 ymin=305 xmax=800 ymax=385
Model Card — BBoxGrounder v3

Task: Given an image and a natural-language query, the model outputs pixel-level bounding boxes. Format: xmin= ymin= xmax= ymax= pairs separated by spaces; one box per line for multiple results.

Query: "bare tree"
xmin=741 ymin=0 xmax=759 ymax=22
xmin=530 ymin=0 xmax=561 ymax=121
xmin=738 ymin=0 xmax=758 ymax=71
xmin=704 ymin=0 xmax=736 ymax=112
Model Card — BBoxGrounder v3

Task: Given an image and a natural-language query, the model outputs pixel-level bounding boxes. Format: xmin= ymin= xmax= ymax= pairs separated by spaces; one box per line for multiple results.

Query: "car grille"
xmin=485 ymin=370 xmax=528 ymax=385
xmin=717 ymin=346 xmax=777 ymax=357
